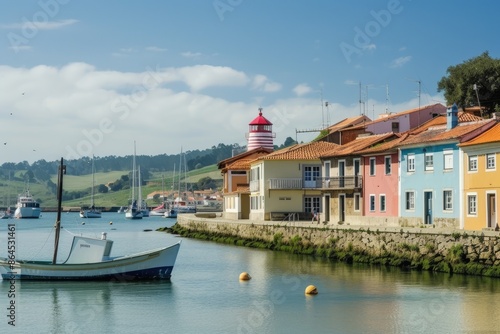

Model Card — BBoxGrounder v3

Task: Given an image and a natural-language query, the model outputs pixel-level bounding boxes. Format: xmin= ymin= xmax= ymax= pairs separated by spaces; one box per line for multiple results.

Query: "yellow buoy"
xmin=239 ymin=272 xmax=251 ymax=281
xmin=305 ymin=285 xmax=318 ymax=295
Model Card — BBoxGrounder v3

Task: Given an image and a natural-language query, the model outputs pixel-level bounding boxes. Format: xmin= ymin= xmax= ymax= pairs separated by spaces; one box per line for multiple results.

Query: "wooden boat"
xmin=0 ymin=158 xmax=181 ymax=281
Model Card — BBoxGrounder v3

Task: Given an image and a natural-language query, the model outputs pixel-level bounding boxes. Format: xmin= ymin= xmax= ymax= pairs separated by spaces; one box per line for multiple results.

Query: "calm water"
xmin=1 ymin=212 xmax=499 ymax=334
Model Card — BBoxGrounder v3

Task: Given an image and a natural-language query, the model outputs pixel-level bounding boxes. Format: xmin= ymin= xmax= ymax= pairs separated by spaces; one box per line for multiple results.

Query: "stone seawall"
xmin=176 ymin=215 xmax=500 ymax=277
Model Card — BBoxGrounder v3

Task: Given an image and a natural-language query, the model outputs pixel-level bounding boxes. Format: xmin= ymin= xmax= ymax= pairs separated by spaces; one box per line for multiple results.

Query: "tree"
xmin=438 ymin=52 xmax=500 ymax=114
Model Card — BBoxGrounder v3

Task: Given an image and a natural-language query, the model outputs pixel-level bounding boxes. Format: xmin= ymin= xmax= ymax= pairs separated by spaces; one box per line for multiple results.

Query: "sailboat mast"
xmin=53 ymin=157 xmax=66 ymax=264
xmin=132 ymin=141 xmax=136 ymax=206
xmin=91 ymin=155 xmax=95 ymax=207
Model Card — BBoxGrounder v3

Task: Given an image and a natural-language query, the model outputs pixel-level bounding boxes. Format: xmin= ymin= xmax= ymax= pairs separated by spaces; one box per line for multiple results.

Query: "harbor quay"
xmin=175 ymin=214 xmax=500 ymax=277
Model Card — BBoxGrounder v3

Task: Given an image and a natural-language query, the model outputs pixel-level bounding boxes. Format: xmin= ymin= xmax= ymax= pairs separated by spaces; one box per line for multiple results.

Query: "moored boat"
xmin=0 ymin=158 xmax=181 ymax=281
xmin=14 ymin=188 xmax=41 ymax=219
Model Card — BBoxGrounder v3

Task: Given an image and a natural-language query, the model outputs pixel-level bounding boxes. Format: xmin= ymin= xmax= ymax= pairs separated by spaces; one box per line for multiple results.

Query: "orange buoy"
xmin=239 ymin=272 xmax=251 ymax=281
xmin=305 ymin=285 xmax=318 ymax=295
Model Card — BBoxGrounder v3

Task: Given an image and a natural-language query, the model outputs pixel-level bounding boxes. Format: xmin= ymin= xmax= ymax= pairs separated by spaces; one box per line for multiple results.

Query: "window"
xmin=354 ymin=193 xmax=360 ymax=211
xmin=424 ymin=153 xmax=434 ymax=171
xmin=369 ymin=195 xmax=375 ymax=212
xmin=369 ymin=157 xmax=376 ymax=176
xmin=391 ymin=122 xmax=399 ymax=132
xmin=380 ymin=195 xmax=386 ymax=212
xmin=443 ymin=150 xmax=453 ymax=170
xmin=486 ymin=153 xmax=496 ymax=170
xmin=405 ymin=191 xmax=415 ymax=210
xmin=468 ymin=156 xmax=478 ymax=171
xmin=443 ymin=190 xmax=453 ymax=211
xmin=407 ymin=154 xmax=415 ymax=172
xmin=467 ymin=194 xmax=477 ymax=215
xmin=304 ymin=196 xmax=320 ymax=213
xmin=385 ymin=156 xmax=391 ymax=175
xmin=304 ymin=166 xmax=320 ymax=181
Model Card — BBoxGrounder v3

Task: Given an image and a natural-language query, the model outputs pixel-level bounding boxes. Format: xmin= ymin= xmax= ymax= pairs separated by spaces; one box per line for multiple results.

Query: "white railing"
xmin=268 ymin=178 xmax=303 ymax=189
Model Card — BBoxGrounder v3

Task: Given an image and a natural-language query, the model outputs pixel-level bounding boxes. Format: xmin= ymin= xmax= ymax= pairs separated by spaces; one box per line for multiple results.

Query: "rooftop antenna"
xmin=325 ymin=101 xmax=330 ymax=128
xmin=473 ymin=83 xmax=482 ymax=117
xmin=385 ymin=84 xmax=390 ymax=114
xmin=320 ymin=89 xmax=325 ymax=129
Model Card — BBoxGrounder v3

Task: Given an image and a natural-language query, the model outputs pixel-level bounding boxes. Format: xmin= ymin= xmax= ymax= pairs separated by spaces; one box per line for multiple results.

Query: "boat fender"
xmin=305 ymin=285 xmax=318 ymax=295
xmin=239 ymin=272 xmax=251 ymax=281
xmin=101 ymin=232 xmax=107 ymax=240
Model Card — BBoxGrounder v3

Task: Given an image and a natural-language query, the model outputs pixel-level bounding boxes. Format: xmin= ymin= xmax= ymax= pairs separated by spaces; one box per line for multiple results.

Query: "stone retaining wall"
xmin=177 ymin=215 xmax=500 ymax=268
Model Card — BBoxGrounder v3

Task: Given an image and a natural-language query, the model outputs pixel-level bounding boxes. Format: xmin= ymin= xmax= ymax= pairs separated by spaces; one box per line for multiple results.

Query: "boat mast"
xmin=53 ymin=157 xmax=66 ymax=264
xmin=132 ymin=141 xmax=137 ymax=208
xmin=91 ymin=155 xmax=95 ymax=208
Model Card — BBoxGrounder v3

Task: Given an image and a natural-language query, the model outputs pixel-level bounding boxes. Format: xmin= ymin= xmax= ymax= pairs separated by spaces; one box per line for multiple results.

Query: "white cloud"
xmin=363 ymin=44 xmax=376 ymax=51
xmin=252 ymin=75 xmax=282 ymax=93
xmin=293 ymin=84 xmax=312 ymax=97
xmin=146 ymin=46 xmax=167 ymax=52
xmin=181 ymin=51 xmax=203 ymax=58
xmin=390 ymin=56 xmax=412 ymax=68
xmin=1 ymin=19 xmax=78 ymax=30
xmin=9 ymin=45 xmax=32 ymax=52
xmin=0 ymin=62 xmax=443 ymax=164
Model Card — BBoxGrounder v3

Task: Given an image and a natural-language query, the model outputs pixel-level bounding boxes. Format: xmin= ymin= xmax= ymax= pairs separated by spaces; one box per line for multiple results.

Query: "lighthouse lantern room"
xmin=246 ymin=108 xmax=275 ymax=151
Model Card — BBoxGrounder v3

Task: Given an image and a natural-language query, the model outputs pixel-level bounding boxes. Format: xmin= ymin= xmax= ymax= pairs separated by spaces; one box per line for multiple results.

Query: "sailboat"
xmin=138 ymin=166 xmax=149 ymax=217
xmin=125 ymin=141 xmax=143 ymax=220
xmin=164 ymin=148 xmax=196 ymax=218
xmin=80 ymin=156 xmax=102 ymax=218
xmin=0 ymin=158 xmax=181 ymax=280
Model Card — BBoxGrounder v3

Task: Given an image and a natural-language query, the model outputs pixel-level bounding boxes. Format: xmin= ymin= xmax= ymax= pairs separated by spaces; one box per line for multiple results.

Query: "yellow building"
xmin=459 ymin=122 xmax=500 ymax=231
xmin=248 ymin=141 xmax=338 ymax=221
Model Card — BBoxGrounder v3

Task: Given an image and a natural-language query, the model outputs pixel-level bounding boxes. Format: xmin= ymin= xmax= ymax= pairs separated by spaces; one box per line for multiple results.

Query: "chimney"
xmin=447 ymin=103 xmax=458 ymax=130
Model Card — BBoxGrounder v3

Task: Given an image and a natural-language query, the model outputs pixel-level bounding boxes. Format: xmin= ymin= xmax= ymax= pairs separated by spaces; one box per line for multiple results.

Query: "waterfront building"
xmin=248 ymin=141 xmax=339 ymax=221
xmin=319 ymin=133 xmax=399 ymax=224
xmin=398 ymin=104 xmax=495 ymax=228
xmin=459 ymin=122 xmax=500 ymax=230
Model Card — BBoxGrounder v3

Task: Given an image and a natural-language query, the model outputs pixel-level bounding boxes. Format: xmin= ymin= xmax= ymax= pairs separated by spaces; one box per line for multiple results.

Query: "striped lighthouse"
xmin=246 ymin=108 xmax=275 ymax=151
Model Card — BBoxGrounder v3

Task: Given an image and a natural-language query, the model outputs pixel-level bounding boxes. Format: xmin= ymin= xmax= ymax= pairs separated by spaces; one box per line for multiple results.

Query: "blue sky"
xmin=0 ymin=0 xmax=499 ymax=163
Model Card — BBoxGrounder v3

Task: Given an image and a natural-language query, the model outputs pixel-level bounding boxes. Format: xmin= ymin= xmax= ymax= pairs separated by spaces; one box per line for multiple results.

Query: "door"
xmin=487 ymin=194 xmax=496 ymax=228
xmin=339 ymin=194 xmax=345 ymax=222
xmin=424 ymin=191 xmax=433 ymax=225
xmin=338 ymin=160 xmax=345 ymax=188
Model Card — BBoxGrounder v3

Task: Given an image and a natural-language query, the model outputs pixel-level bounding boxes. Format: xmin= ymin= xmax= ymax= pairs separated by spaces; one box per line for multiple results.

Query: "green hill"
xmin=0 ymin=164 xmax=221 ymax=209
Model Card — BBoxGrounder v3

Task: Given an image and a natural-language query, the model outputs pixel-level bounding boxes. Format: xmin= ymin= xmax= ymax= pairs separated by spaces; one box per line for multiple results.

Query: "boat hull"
xmin=0 ymin=242 xmax=180 ymax=281
xmin=14 ymin=207 xmax=41 ymax=219
xmin=80 ymin=209 xmax=102 ymax=218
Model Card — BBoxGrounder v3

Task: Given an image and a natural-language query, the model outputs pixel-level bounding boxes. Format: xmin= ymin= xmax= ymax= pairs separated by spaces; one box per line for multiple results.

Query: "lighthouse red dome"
xmin=246 ymin=108 xmax=275 ymax=151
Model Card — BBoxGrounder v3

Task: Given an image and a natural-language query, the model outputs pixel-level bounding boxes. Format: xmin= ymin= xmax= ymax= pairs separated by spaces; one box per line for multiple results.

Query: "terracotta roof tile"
xmin=400 ymin=120 xmax=495 ymax=147
xmin=260 ymin=141 xmax=339 ymax=160
xmin=346 ymin=104 xmax=446 ymax=131
xmin=320 ymin=133 xmax=397 ymax=158
xmin=326 ymin=115 xmax=371 ymax=133
xmin=460 ymin=122 xmax=500 ymax=146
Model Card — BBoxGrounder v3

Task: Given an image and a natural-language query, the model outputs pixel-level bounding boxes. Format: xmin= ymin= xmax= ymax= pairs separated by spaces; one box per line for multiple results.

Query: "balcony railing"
xmin=316 ymin=176 xmax=362 ymax=189
xmin=268 ymin=178 xmax=303 ymax=189
xmin=264 ymin=176 xmax=363 ymax=190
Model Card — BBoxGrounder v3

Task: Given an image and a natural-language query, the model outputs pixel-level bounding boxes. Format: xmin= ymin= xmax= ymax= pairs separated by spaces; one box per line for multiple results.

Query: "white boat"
xmin=80 ymin=155 xmax=102 ymax=219
xmin=150 ymin=202 xmax=168 ymax=216
xmin=0 ymin=207 xmax=13 ymax=219
xmin=14 ymin=187 xmax=41 ymax=219
xmin=0 ymin=158 xmax=181 ymax=281
xmin=125 ymin=141 xmax=143 ymax=220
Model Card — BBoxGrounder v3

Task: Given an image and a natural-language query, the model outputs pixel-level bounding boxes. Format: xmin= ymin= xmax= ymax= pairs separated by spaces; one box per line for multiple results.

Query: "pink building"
xmin=357 ymin=135 xmax=408 ymax=225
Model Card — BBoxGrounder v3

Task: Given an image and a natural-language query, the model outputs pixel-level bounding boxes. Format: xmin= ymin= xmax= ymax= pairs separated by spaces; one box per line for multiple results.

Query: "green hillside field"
xmin=0 ymin=165 xmax=221 ymax=209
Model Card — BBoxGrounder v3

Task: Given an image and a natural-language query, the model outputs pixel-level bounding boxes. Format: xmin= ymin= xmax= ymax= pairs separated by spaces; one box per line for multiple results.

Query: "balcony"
xmin=316 ymin=176 xmax=362 ymax=190
xmin=268 ymin=178 xmax=303 ymax=189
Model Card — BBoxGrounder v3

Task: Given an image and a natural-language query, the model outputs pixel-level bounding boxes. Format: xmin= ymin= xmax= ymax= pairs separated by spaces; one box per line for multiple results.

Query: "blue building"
xmin=398 ymin=104 xmax=495 ymax=228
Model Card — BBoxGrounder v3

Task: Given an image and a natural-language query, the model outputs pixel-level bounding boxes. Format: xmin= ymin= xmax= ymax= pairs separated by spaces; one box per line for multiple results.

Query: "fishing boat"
xmin=14 ymin=186 xmax=41 ymax=219
xmin=0 ymin=158 xmax=181 ymax=281
xmin=80 ymin=156 xmax=102 ymax=218
xmin=0 ymin=208 xmax=13 ymax=219
xmin=125 ymin=141 xmax=143 ymax=219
